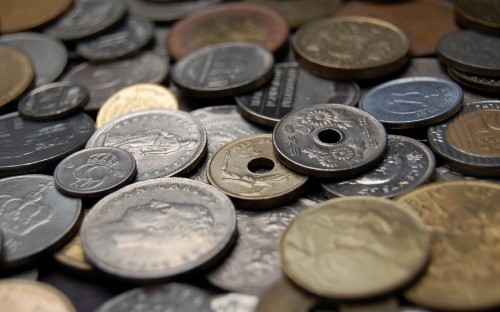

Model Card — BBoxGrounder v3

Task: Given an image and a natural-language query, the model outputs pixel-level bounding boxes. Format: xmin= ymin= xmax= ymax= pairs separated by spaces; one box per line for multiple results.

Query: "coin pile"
xmin=0 ymin=0 xmax=499 ymax=312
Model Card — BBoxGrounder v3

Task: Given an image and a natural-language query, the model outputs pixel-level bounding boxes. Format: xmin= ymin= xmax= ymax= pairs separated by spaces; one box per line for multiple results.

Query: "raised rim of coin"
xmin=447 ymin=66 xmax=500 ymax=93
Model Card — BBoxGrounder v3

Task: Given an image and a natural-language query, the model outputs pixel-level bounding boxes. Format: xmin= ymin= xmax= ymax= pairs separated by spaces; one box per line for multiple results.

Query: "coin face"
xmin=0 ymin=47 xmax=34 ymax=109
xmin=210 ymin=293 xmax=259 ymax=312
xmin=81 ymin=178 xmax=236 ymax=282
xmin=281 ymin=196 xmax=430 ymax=299
xmin=396 ymin=181 xmax=500 ymax=311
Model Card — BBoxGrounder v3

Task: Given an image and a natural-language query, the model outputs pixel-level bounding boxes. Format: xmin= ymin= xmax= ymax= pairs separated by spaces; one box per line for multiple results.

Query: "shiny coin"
xmin=0 ymin=47 xmax=34 ymax=110
xmin=455 ymin=0 xmax=500 ymax=35
xmin=207 ymin=134 xmax=309 ymax=209
xmin=280 ymin=196 xmax=430 ymax=299
xmin=81 ymin=178 xmax=236 ymax=282
xmin=236 ymin=62 xmax=360 ymax=127
xmin=87 ymin=109 xmax=206 ymax=181
xmin=0 ymin=175 xmax=82 ymax=268
xmin=448 ymin=66 xmax=500 ymax=93
xmin=273 ymin=104 xmax=387 ymax=178
xmin=321 ymin=135 xmax=435 ymax=198
xmin=0 ymin=279 xmax=76 ymax=312
xmin=396 ymin=181 xmax=500 ymax=311
xmin=126 ymin=0 xmax=223 ymax=22
xmin=171 ymin=43 xmax=274 ymax=98
xmin=292 ymin=16 xmax=410 ymax=80
xmin=211 ymin=293 xmax=259 ymax=312
xmin=360 ymin=77 xmax=463 ymax=129
xmin=18 ymin=82 xmax=89 ymax=121
xmin=428 ymin=101 xmax=500 ymax=177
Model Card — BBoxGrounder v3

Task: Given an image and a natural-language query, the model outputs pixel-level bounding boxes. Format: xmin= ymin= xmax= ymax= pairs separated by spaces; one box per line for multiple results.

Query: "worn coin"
xmin=211 ymin=293 xmax=259 ymax=312
xmin=81 ymin=178 xmax=236 ymax=282
xmin=207 ymin=198 xmax=315 ymax=293
xmin=428 ymin=101 xmax=500 ymax=177
xmin=455 ymin=0 xmax=500 ymax=35
xmin=236 ymin=62 xmax=360 ymax=127
xmin=171 ymin=43 xmax=274 ymax=98
xmin=448 ymin=66 xmax=500 ymax=93
xmin=396 ymin=181 xmax=500 ymax=311
xmin=0 ymin=279 xmax=76 ymax=312
xmin=359 ymin=77 xmax=463 ymax=129
xmin=281 ymin=196 xmax=430 ymax=299
xmin=0 ymin=47 xmax=34 ymax=110
xmin=126 ymin=0 xmax=223 ymax=22
xmin=18 ymin=82 xmax=89 ymax=121
xmin=0 ymin=175 xmax=82 ymax=268
xmin=292 ymin=16 xmax=410 ymax=80
xmin=321 ymin=135 xmax=435 ymax=198
xmin=273 ymin=104 xmax=387 ymax=178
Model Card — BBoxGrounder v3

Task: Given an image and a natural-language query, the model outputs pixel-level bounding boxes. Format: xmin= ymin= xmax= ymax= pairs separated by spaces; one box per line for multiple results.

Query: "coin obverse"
xmin=210 ymin=293 xmax=259 ymax=312
xmin=81 ymin=178 xmax=236 ymax=282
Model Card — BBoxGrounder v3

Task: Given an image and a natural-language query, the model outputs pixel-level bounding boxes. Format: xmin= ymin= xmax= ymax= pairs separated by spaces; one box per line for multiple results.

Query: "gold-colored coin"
xmin=0 ymin=47 xmax=34 ymax=109
xmin=292 ymin=16 xmax=410 ymax=80
xmin=255 ymin=277 xmax=319 ymax=312
xmin=280 ymin=196 xmax=430 ymax=299
xmin=0 ymin=279 xmax=76 ymax=312
xmin=396 ymin=180 xmax=500 ymax=311
xmin=96 ymin=83 xmax=178 ymax=128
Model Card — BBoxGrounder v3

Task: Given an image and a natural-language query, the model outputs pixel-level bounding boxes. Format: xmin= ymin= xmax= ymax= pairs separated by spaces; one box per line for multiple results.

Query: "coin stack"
xmin=0 ymin=0 xmax=499 ymax=312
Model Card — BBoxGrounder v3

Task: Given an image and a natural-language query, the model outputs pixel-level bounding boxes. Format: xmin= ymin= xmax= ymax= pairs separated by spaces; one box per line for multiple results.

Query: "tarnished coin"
xmin=171 ymin=43 xmax=274 ymax=98
xmin=0 ymin=279 xmax=76 ymax=312
xmin=255 ymin=277 xmax=319 ymax=312
xmin=126 ymin=0 xmax=223 ymax=22
xmin=207 ymin=198 xmax=315 ymax=293
xmin=76 ymin=16 xmax=155 ymax=61
xmin=96 ymin=84 xmax=178 ymax=128
xmin=87 ymin=110 xmax=206 ymax=181
xmin=18 ymin=82 xmax=89 ymax=121
xmin=0 ymin=175 xmax=82 ymax=268
xmin=292 ymin=16 xmax=410 ymax=80
xmin=428 ymin=101 xmax=500 ymax=177
xmin=0 ymin=47 xmax=34 ymax=109
xmin=321 ymin=135 xmax=435 ymax=198
xmin=0 ymin=32 xmax=67 ymax=87
xmin=81 ymin=178 xmax=236 ymax=282
xmin=396 ymin=181 xmax=500 ymax=311
xmin=448 ymin=66 xmax=500 ymax=93
xmin=167 ymin=2 xmax=288 ymax=60
xmin=236 ymin=62 xmax=360 ymax=127
xmin=207 ymin=134 xmax=309 ymax=209
xmin=280 ymin=196 xmax=430 ymax=299
xmin=273 ymin=104 xmax=387 ymax=178
xmin=211 ymin=293 xmax=259 ymax=312
xmin=359 ymin=77 xmax=463 ymax=129
xmin=455 ymin=0 xmax=500 ymax=35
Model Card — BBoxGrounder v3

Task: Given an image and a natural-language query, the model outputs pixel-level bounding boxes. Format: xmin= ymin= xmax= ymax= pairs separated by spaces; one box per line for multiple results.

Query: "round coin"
xmin=280 ymin=196 xmax=430 ymax=299
xmin=396 ymin=181 xmax=500 ymax=311
xmin=171 ymin=43 xmax=274 ymax=98
xmin=126 ymin=0 xmax=223 ymax=22
xmin=292 ymin=16 xmax=410 ymax=80
xmin=359 ymin=77 xmax=463 ymax=129
xmin=455 ymin=0 xmax=500 ymax=35
xmin=447 ymin=66 xmax=500 ymax=93
xmin=81 ymin=178 xmax=236 ymax=282
xmin=273 ymin=104 xmax=387 ymax=178
xmin=0 ymin=47 xmax=34 ymax=110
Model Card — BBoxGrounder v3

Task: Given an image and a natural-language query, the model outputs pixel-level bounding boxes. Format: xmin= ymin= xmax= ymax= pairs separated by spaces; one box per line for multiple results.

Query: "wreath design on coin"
xmin=296 ymin=108 xmax=357 ymax=133
xmin=303 ymin=139 xmax=366 ymax=167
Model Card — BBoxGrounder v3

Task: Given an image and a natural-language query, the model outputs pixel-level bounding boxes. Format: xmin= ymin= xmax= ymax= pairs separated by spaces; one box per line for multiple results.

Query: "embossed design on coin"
xmin=448 ymin=67 xmax=500 ymax=93
xmin=211 ymin=293 xmax=259 ymax=312
xmin=0 ymin=47 xmax=34 ymax=109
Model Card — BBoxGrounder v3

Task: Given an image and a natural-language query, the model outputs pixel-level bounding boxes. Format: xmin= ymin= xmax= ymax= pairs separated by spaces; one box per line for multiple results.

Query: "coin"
xmin=428 ymin=101 xmax=500 ymax=177
xmin=273 ymin=104 xmax=387 ymax=178
xmin=447 ymin=66 xmax=500 ymax=93
xmin=359 ymin=77 xmax=463 ymax=129
xmin=0 ymin=279 xmax=76 ymax=312
xmin=211 ymin=293 xmax=259 ymax=312
xmin=18 ymin=82 xmax=89 ymax=121
xmin=396 ymin=181 xmax=500 ymax=311
xmin=255 ymin=277 xmax=318 ymax=312
xmin=171 ymin=43 xmax=274 ymax=98
xmin=292 ymin=16 xmax=410 ymax=80
xmin=0 ymin=32 xmax=68 ymax=87
xmin=280 ymin=196 xmax=430 ymax=299
xmin=455 ymin=0 xmax=500 ymax=35
xmin=321 ymin=135 xmax=435 ymax=198
xmin=87 ymin=109 xmax=206 ymax=181
xmin=167 ymin=2 xmax=288 ymax=60
xmin=126 ymin=0 xmax=223 ymax=22
xmin=96 ymin=84 xmax=178 ymax=128
xmin=339 ymin=297 xmax=399 ymax=312
xmin=236 ymin=62 xmax=360 ymax=127
xmin=0 ymin=47 xmax=34 ymax=110
xmin=81 ymin=178 xmax=236 ymax=282
xmin=433 ymin=166 xmax=500 ymax=183
xmin=0 ymin=175 xmax=82 ymax=268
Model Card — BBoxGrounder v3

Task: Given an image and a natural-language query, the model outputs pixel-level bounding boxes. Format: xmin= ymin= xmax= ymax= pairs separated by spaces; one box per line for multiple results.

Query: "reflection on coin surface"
xmin=281 ymin=196 xmax=430 ymax=299
xmin=396 ymin=181 xmax=500 ymax=311
xmin=0 ymin=47 xmax=34 ymax=109
xmin=81 ymin=178 xmax=236 ymax=282
xmin=211 ymin=293 xmax=259 ymax=312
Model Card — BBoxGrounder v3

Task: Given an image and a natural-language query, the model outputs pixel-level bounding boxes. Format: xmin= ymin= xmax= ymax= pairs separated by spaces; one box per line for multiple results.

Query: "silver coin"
xmin=359 ymin=77 xmax=463 ymax=129
xmin=321 ymin=135 xmax=435 ymax=198
xmin=207 ymin=198 xmax=315 ymax=294
xmin=81 ymin=177 xmax=236 ymax=282
xmin=433 ymin=166 xmax=500 ymax=183
xmin=210 ymin=293 xmax=259 ymax=312
xmin=86 ymin=109 xmax=207 ymax=181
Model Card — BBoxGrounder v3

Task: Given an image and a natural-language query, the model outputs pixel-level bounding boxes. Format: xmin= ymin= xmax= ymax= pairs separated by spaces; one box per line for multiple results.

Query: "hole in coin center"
xmin=248 ymin=157 xmax=275 ymax=174
xmin=317 ymin=129 xmax=343 ymax=144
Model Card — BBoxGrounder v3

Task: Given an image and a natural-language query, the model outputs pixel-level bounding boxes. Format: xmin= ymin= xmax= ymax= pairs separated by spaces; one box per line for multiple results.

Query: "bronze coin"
xmin=333 ymin=0 xmax=458 ymax=57
xmin=455 ymin=0 xmax=500 ymax=35
xmin=255 ymin=277 xmax=319 ymax=312
xmin=0 ymin=47 xmax=34 ymax=109
xmin=167 ymin=2 xmax=289 ymax=60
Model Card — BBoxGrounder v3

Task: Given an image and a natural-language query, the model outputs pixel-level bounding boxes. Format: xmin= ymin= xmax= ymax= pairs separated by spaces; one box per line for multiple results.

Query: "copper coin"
xmin=333 ymin=0 xmax=458 ymax=57
xmin=167 ymin=2 xmax=288 ymax=60
xmin=455 ymin=0 xmax=500 ymax=35
xmin=255 ymin=277 xmax=319 ymax=312
xmin=0 ymin=47 xmax=34 ymax=109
